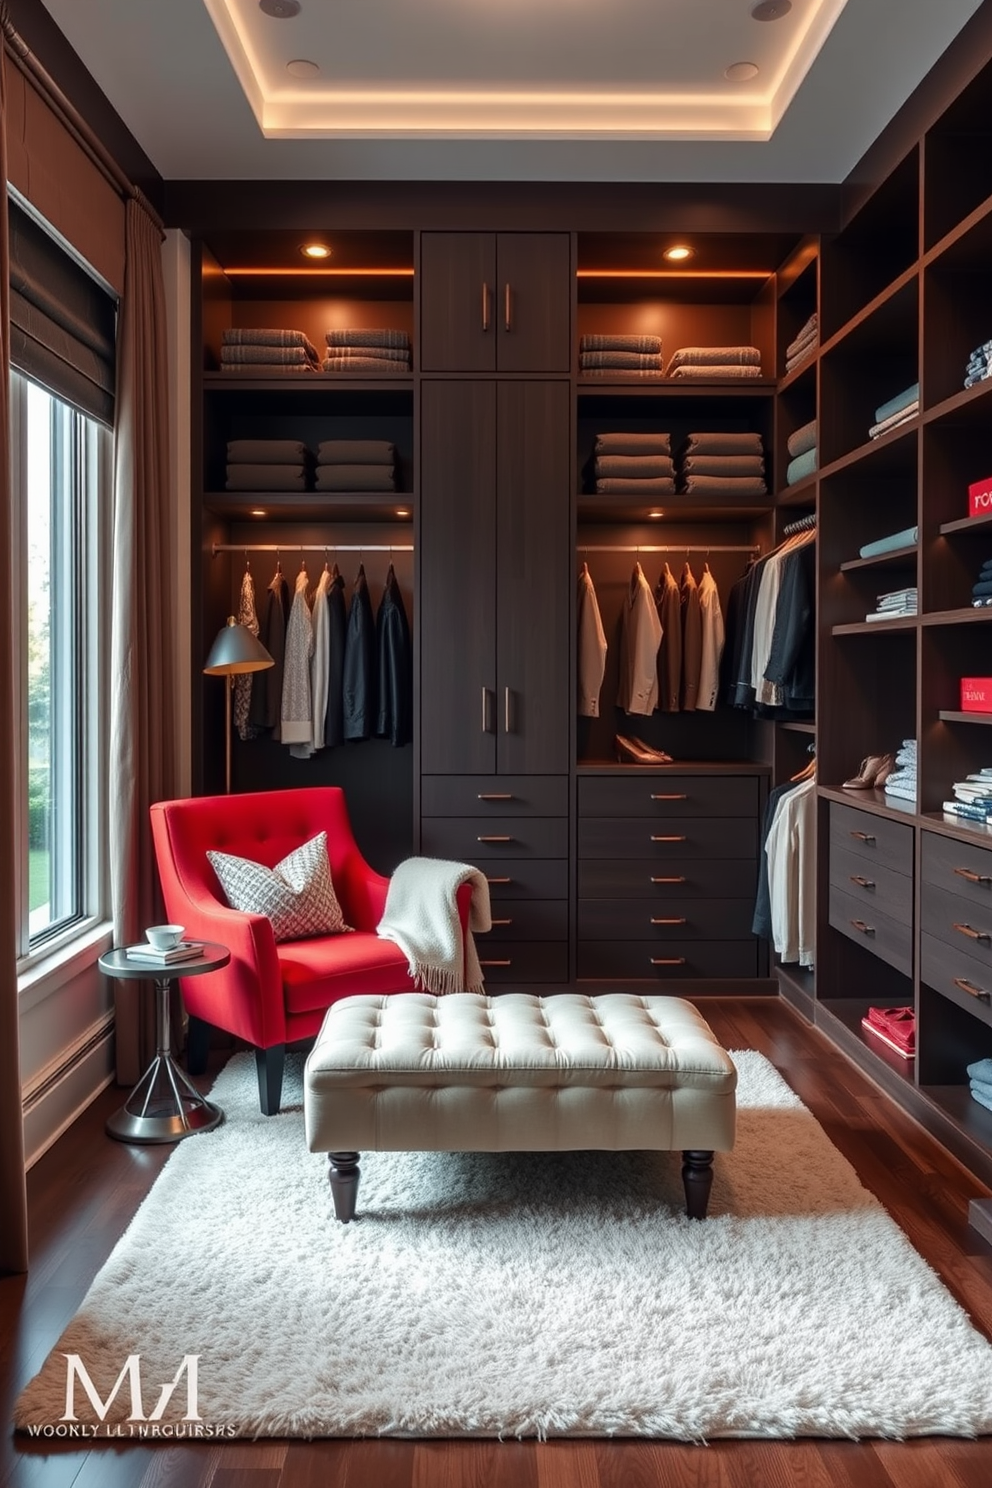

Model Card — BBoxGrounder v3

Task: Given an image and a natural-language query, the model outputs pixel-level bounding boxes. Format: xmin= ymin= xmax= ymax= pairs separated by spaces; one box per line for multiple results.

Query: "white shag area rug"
xmin=15 ymin=1050 xmax=992 ymax=1441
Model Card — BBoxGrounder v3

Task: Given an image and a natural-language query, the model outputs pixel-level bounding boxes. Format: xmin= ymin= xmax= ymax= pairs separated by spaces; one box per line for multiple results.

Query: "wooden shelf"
xmin=921 ymin=606 xmax=992 ymax=626
xmin=939 ymin=710 xmax=992 ymax=725
xmin=575 ymin=378 xmax=775 ymax=396
xmin=202 ymin=372 xmax=413 ymax=390
xmin=832 ymin=615 xmax=918 ymax=635
xmin=203 ymin=491 xmax=413 ymax=522
xmin=776 ymin=474 xmax=818 ymax=506
xmin=839 ymin=545 xmax=917 ymax=572
xmin=819 ymin=785 xmax=917 ymax=819
xmin=940 ymin=512 xmax=992 ymax=536
xmin=577 ymin=492 xmax=772 ymax=523
xmin=779 ymin=721 xmax=816 ymax=735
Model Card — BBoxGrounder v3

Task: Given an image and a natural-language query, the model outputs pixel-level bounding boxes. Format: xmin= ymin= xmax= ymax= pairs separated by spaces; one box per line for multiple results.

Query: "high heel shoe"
xmin=842 ymin=752 xmax=895 ymax=789
xmin=615 ymin=733 xmax=674 ymax=765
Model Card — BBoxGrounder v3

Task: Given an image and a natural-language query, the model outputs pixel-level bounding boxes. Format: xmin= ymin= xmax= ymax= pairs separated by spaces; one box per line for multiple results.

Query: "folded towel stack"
xmin=589 ymin=431 xmax=674 ymax=494
xmin=883 ymin=738 xmax=917 ymax=804
xmin=322 ymin=328 xmax=411 ymax=374
xmin=220 ymin=328 xmax=319 ymax=374
xmin=866 ymin=586 xmax=917 ymax=622
xmin=859 ymin=525 xmax=919 ymax=560
xmin=785 ymin=313 xmax=818 ymax=375
xmin=579 ymin=334 xmax=664 ymax=377
xmin=964 ymin=339 xmax=992 ymax=390
xmin=970 ymin=557 xmax=992 ymax=606
xmin=314 ymin=439 xmax=398 ymax=492
xmin=967 ymin=1058 xmax=992 ymax=1114
xmin=225 ymin=438 xmax=311 ymax=492
xmin=786 ymin=418 xmax=818 ymax=486
xmin=675 ymin=431 xmax=767 ymax=496
xmin=943 ymin=766 xmax=992 ymax=825
xmin=869 ymin=382 xmax=919 ymax=440
xmin=665 ymin=346 xmax=762 ymax=380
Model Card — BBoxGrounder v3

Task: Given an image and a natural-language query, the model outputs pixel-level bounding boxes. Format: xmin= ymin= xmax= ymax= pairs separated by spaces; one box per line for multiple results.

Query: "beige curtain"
xmin=0 ymin=34 xmax=29 ymax=1275
xmin=109 ymin=195 xmax=178 ymax=1083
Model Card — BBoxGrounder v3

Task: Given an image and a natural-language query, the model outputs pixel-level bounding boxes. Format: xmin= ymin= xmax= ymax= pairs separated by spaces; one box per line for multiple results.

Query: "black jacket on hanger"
xmin=375 ymin=564 xmax=412 ymax=747
xmin=323 ymin=568 xmax=348 ymax=748
xmin=342 ymin=565 xmax=376 ymax=741
xmin=248 ymin=567 xmax=289 ymax=732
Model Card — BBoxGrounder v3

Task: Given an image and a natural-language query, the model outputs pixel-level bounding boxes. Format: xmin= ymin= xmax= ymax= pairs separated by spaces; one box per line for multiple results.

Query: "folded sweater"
xmin=786 ymin=447 xmax=818 ymax=486
xmin=669 ymin=364 xmax=763 ymax=380
xmin=681 ymin=454 xmax=765 ymax=478
xmin=226 ymin=439 xmax=310 ymax=463
xmin=326 ymin=328 xmax=410 ymax=350
xmin=595 ymin=477 xmax=677 ymax=495
xmin=594 ymin=432 xmax=672 ymax=456
xmin=225 ymin=464 xmax=307 ymax=491
xmin=683 ymin=432 xmax=764 ymax=456
xmin=580 ymin=333 xmax=662 ymax=354
xmin=314 ymin=465 xmax=397 ymax=492
xmin=787 ymin=420 xmax=818 ymax=459
xmin=681 ymin=475 xmax=768 ymax=496
xmin=594 ymin=455 xmax=675 ymax=479
xmin=875 ymin=383 xmax=920 ymax=424
xmin=667 ymin=345 xmax=761 ymax=370
xmin=316 ymin=440 xmax=396 ymax=465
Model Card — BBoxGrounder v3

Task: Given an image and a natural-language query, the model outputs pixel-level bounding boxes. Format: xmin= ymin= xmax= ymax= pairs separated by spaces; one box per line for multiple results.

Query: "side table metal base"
xmin=106 ymin=1051 xmax=223 ymax=1144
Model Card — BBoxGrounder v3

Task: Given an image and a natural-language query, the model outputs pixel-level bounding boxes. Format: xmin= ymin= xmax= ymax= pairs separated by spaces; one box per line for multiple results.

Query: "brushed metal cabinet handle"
xmin=478 ymin=835 xmax=513 ymax=843
xmin=480 ymin=959 xmax=511 ymax=968
xmin=651 ymin=957 xmax=686 ymax=966
xmin=490 ymin=918 xmax=513 ymax=927
xmin=850 ymin=875 xmax=875 ymax=888
xmin=954 ymin=867 xmax=992 ymax=886
xmin=850 ymin=919 xmax=875 ymax=936
xmin=953 ymin=976 xmax=991 ymax=1002
xmin=953 ymin=921 xmax=992 ymax=944
xmin=849 ymin=830 xmax=876 ymax=843
xmin=651 ymin=875 xmax=686 ymax=884
xmin=504 ymin=687 xmax=512 ymax=733
xmin=504 ymin=282 xmax=511 ymax=330
xmin=650 ymin=917 xmax=687 ymax=926
xmin=650 ymin=793 xmax=687 ymax=801
xmin=478 ymin=793 xmax=513 ymax=801
xmin=482 ymin=281 xmax=490 ymax=331
xmin=651 ymin=834 xmax=687 ymax=842
xmin=481 ymin=686 xmax=495 ymax=734
xmin=486 ymin=876 xmax=512 ymax=885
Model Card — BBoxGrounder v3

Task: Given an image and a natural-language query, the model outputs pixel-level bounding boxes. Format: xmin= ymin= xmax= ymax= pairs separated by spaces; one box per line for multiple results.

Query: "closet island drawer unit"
xmin=921 ymin=831 xmax=992 ymax=997
xmin=577 ymin=771 xmax=762 ymax=980
xmin=827 ymin=802 xmax=913 ymax=975
xmin=420 ymin=774 xmax=568 ymax=983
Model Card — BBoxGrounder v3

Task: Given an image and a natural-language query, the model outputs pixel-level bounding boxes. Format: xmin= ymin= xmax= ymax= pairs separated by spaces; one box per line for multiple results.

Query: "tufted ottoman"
xmin=304 ymin=991 xmax=737 ymax=1222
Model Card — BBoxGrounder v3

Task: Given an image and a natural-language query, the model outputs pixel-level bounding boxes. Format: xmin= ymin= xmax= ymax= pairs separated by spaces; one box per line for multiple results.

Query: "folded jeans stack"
xmin=865 ymin=586 xmax=917 ymax=622
xmin=942 ymin=766 xmax=992 ymax=824
xmin=964 ymin=339 xmax=992 ymax=389
xmin=785 ymin=313 xmax=818 ymax=374
xmin=883 ymin=738 xmax=917 ymax=804
xmin=968 ymin=1058 xmax=992 ymax=1115
xmin=785 ymin=418 xmax=818 ymax=486
xmin=322 ymin=329 xmax=411 ymax=374
xmin=589 ymin=431 xmax=674 ymax=494
xmin=314 ymin=440 xmax=398 ymax=493
xmin=579 ymin=334 xmax=664 ymax=376
xmin=676 ymin=431 xmax=767 ymax=497
xmin=861 ymin=1005 xmax=916 ymax=1060
xmin=869 ymin=382 xmax=919 ymax=440
xmin=970 ymin=557 xmax=992 ymax=607
xmin=220 ymin=327 xmax=319 ymax=374
xmin=665 ymin=346 xmax=762 ymax=380
xmin=225 ymin=438 xmax=310 ymax=492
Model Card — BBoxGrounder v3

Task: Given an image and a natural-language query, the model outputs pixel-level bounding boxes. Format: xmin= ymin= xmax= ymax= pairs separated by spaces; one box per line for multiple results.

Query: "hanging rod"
xmin=577 ymin=544 xmax=759 ymax=555
xmin=781 ymin=513 xmax=817 ymax=536
xmin=211 ymin=543 xmax=412 ymax=557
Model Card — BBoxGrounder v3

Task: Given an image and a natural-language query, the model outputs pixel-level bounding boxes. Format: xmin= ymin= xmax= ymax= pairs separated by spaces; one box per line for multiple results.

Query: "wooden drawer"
xmin=579 ymin=775 xmax=758 ymax=818
xmin=481 ymin=859 xmax=568 ymax=900
xmin=578 ymin=859 xmax=757 ymax=899
xmin=828 ymin=883 xmax=913 ymax=976
xmin=421 ymin=817 xmax=567 ymax=860
xmin=921 ymin=931 xmax=992 ymax=1030
xmin=484 ymin=901 xmax=568 ymax=941
xmin=922 ymin=830 xmax=992 ymax=915
xmin=578 ymin=817 xmax=757 ymax=860
xmin=921 ymin=880 xmax=992 ymax=970
xmin=829 ymin=802 xmax=913 ymax=878
xmin=422 ymin=775 xmax=567 ymax=817
xmin=578 ymin=898 xmax=755 ymax=941
xmin=829 ymin=843 xmax=913 ymax=927
xmin=476 ymin=943 xmax=568 ymax=983
xmin=577 ymin=939 xmax=758 ymax=979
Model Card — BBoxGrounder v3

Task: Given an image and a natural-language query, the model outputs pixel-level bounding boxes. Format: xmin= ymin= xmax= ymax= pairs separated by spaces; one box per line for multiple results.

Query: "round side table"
xmin=99 ymin=943 xmax=231 ymax=1144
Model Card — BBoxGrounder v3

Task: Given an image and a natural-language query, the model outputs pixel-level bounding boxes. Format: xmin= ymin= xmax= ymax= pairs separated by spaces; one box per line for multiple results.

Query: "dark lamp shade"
xmin=203 ymin=617 xmax=274 ymax=675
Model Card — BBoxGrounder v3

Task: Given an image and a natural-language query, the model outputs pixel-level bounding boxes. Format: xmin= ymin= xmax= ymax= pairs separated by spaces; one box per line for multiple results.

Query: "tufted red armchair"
xmin=149 ymin=787 xmax=471 ymax=1115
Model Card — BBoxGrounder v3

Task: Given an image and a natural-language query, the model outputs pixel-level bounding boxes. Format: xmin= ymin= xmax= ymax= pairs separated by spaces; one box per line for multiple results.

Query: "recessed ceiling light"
xmin=725 ymin=62 xmax=760 ymax=82
xmin=300 ymin=242 xmax=331 ymax=260
xmin=649 ymin=511 xmax=665 ymax=519
xmin=395 ymin=508 xmax=410 ymax=518
xmin=287 ymin=59 xmax=320 ymax=79
xmin=250 ymin=509 xmax=267 ymax=517
xmin=259 ymin=0 xmax=301 ymax=18
xmin=663 ymin=245 xmax=694 ymax=263
xmin=751 ymin=0 xmax=792 ymax=20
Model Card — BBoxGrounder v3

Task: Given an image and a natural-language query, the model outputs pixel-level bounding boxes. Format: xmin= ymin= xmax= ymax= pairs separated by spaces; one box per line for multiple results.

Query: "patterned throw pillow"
xmin=207 ymin=831 xmax=351 ymax=942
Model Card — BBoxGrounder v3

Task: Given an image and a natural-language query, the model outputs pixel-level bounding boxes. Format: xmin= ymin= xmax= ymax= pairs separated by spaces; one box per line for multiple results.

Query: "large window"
xmin=11 ymin=369 xmax=111 ymax=957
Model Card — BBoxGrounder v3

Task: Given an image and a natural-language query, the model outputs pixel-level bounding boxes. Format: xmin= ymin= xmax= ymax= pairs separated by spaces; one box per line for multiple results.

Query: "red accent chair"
xmin=149 ymin=787 xmax=471 ymax=1115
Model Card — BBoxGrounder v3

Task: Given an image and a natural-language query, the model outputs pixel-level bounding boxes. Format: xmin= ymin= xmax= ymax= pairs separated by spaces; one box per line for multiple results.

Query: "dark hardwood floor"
xmin=3 ymin=997 xmax=992 ymax=1487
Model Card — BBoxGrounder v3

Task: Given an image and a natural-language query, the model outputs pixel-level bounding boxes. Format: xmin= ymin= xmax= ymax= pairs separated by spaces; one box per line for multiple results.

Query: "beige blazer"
xmin=577 ymin=564 xmax=608 ymax=717
xmin=617 ymin=563 xmax=662 ymax=716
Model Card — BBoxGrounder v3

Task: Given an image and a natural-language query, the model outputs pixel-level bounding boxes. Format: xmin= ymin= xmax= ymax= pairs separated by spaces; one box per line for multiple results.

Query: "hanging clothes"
xmin=309 ymin=566 xmax=334 ymax=751
xmin=763 ymin=534 xmax=816 ymax=716
xmin=679 ymin=562 xmax=702 ymax=711
xmin=764 ymin=775 xmax=816 ymax=968
xmin=343 ymin=563 xmax=376 ymax=740
xmin=281 ymin=566 xmax=315 ymax=756
xmin=696 ymin=563 xmax=725 ymax=713
xmin=654 ymin=562 xmax=682 ymax=712
xmin=233 ymin=563 xmax=261 ymax=741
xmin=323 ymin=564 xmax=348 ymax=749
xmin=249 ymin=563 xmax=290 ymax=734
xmin=577 ymin=562 xmax=607 ymax=717
xmin=617 ymin=561 xmax=662 ymax=716
xmin=375 ymin=563 xmax=412 ymax=747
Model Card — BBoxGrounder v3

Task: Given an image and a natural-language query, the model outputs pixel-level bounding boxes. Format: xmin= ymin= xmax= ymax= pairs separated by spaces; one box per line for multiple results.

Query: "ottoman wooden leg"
xmin=681 ymin=1150 xmax=714 ymax=1220
xmin=328 ymin=1152 xmax=361 ymax=1223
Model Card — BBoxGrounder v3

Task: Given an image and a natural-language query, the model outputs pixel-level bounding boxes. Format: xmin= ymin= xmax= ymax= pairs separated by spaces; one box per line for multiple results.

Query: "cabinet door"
xmin=420 ymin=380 xmax=497 ymax=772
xmin=496 ymin=381 xmax=570 ymax=773
xmin=496 ymin=234 xmax=571 ymax=372
xmin=420 ymin=233 xmax=496 ymax=372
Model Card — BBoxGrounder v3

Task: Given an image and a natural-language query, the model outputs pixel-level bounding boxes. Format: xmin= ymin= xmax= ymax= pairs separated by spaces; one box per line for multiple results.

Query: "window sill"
xmin=17 ymin=919 xmax=115 ymax=1015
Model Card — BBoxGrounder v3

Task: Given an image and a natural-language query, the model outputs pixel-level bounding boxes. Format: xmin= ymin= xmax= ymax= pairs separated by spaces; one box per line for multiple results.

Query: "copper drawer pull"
xmin=482 ymin=281 xmax=490 ymax=331
xmin=850 ymin=875 xmax=875 ymax=889
xmin=849 ymin=831 xmax=876 ymax=843
xmin=953 ymin=922 xmax=992 ymax=944
xmin=504 ymin=282 xmax=511 ymax=331
xmin=651 ymin=917 xmax=687 ymax=926
xmin=478 ymin=835 xmax=513 ymax=843
xmin=851 ymin=919 xmax=875 ymax=936
xmin=651 ymin=875 xmax=686 ymax=884
xmin=481 ymin=686 xmax=493 ymax=734
xmin=486 ymin=876 xmax=512 ymax=884
xmin=478 ymin=793 xmax=513 ymax=801
xmin=651 ymin=957 xmax=686 ymax=966
xmin=491 ymin=918 xmax=513 ymax=927
xmin=650 ymin=793 xmax=687 ymax=801
xmin=954 ymin=867 xmax=992 ymax=886
xmin=650 ymin=834 xmax=687 ymax=842
xmin=480 ymin=959 xmax=511 ymax=968
xmin=953 ymin=976 xmax=991 ymax=1003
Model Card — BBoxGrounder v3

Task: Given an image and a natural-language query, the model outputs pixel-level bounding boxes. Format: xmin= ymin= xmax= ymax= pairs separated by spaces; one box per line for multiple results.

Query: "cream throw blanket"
xmin=377 ymin=857 xmax=492 ymax=995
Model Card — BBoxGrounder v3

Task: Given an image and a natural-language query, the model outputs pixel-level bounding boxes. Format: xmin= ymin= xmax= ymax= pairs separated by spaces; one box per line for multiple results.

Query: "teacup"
xmin=146 ymin=924 xmax=185 ymax=950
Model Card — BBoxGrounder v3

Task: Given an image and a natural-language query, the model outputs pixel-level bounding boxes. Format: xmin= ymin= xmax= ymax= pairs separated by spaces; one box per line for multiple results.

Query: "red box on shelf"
xmin=968 ymin=476 xmax=992 ymax=517
xmin=961 ymin=678 xmax=992 ymax=712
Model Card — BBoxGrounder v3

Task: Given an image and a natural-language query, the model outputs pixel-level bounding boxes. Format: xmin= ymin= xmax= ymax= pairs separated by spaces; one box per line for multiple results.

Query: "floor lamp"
xmin=203 ymin=617 xmax=274 ymax=792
